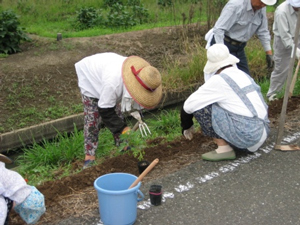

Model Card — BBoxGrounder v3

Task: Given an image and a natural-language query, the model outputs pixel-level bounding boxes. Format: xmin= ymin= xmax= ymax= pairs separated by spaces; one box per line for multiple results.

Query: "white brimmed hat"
xmin=0 ymin=153 xmax=13 ymax=164
xmin=287 ymin=0 xmax=300 ymax=7
xmin=261 ymin=0 xmax=277 ymax=5
xmin=203 ymin=44 xmax=240 ymax=74
xmin=122 ymin=56 xmax=162 ymax=109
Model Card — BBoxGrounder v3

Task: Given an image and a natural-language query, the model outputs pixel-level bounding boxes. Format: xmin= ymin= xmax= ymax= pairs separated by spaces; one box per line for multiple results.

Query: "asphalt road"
xmin=52 ymin=120 xmax=300 ymax=225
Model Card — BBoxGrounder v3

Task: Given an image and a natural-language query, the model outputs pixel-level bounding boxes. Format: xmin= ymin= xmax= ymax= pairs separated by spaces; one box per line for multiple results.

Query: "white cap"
xmin=203 ymin=44 xmax=240 ymax=74
xmin=261 ymin=0 xmax=277 ymax=6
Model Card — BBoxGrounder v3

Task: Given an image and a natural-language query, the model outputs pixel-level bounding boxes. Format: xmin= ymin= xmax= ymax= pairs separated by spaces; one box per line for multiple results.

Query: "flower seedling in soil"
xmin=120 ymin=129 xmax=147 ymax=161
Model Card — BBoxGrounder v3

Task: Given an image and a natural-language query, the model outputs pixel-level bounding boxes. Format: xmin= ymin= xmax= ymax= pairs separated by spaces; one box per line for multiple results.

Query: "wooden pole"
xmin=288 ymin=59 xmax=300 ymax=97
xmin=128 ymin=158 xmax=159 ymax=189
xmin=275 ymin=12 xmax=300 ymax=149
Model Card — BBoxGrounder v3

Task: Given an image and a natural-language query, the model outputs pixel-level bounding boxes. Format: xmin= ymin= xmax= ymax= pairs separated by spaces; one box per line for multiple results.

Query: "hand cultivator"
xmin=130 ymin=111 xmax=151 ymax=137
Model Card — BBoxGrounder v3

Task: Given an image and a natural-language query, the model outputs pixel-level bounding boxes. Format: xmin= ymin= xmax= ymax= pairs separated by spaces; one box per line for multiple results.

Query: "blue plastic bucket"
xmin=94 ymin=173 xmax=144 ymax=225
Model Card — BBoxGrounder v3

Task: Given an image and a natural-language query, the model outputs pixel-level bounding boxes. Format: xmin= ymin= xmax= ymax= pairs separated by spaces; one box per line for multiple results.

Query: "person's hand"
xmin=114 ymin=127 xmax=131 ymax=146
xmin=122 ymin=126 xmax=131 ymax=135
xmin=183 ymin=125 xmax=195 ymax=140
xmin=114 ymin=127 xmax=131 ymax=151
xmin=266 ymin=54 xmax=274 ymax=68
xmin=113 ymin=134 xmax=131 ymax=151
xmin=296 ymin=48 xmax=300 ymax=60
xmin=113 ymin=133 xmax=122 ymax=147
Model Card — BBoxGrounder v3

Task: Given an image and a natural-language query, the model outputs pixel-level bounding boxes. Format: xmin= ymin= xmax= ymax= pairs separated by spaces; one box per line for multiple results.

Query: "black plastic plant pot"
xmin=137 ymin=160 xmax=150 ymax=174
xmin=149 ymin=185 xmax=162 ymax=206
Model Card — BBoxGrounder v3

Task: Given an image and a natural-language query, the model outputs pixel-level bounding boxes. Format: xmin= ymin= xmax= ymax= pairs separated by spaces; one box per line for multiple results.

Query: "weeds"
xmin=0 ymin=53 xmax=8 ymax=58
xmin=122 ymin=131 xmax=147 ymax=161
xmin=15 ymin=109 xmax=185 ymax=186
xmin=17 ymin=125 xmax=84 ymax=184
xmin=162 ymin=42 xmax=206 ymax=90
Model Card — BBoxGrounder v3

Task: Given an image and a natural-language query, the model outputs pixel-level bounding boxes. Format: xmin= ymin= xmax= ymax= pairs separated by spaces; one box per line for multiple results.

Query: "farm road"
xmin=48 ymin=111 xmax=300 ymax=225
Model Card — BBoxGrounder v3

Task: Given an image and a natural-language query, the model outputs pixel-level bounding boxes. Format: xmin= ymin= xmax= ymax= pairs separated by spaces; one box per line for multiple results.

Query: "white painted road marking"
xmin=137 ymin=131 xmax=300 ymax=209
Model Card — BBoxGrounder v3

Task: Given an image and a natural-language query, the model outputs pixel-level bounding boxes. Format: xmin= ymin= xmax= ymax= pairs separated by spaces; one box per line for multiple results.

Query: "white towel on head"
xmin=287 ymin=0 xmax=300 ymax=7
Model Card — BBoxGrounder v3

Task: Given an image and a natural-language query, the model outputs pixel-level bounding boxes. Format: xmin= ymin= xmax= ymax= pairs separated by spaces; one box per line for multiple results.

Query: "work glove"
xmin=296 ymin=48 xmax=300 ymax=60
xmin=122 ymin=126 xmax=131 ymax=135
xmin=183 ymin=125 xmax=195 ymax=140
xmin=266 ymin=54 xmax=274 ymax=68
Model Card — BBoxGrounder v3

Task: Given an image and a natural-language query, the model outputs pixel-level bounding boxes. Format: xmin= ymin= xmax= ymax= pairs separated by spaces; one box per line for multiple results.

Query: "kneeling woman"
xmin=181 ymin=44 xmax=270 ymax=161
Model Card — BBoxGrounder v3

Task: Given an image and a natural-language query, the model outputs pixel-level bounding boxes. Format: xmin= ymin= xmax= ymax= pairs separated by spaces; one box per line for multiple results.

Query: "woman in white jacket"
xmin=75 ymin=53 xmax=162 ymax=168
xmin=0 ymin=154 xmax=45 ymax=225
xmin=181 ymin=44 xmax=269 ymax=161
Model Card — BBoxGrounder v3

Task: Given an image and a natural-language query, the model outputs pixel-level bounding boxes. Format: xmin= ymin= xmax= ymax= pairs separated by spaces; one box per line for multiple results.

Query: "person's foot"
xmin=268 ymin=94 xmax=278 ymax=101
xmin=83 ymin=159 xmax=95 ymax=169
xmin=202 ymin=150 xmax=236 ymax=161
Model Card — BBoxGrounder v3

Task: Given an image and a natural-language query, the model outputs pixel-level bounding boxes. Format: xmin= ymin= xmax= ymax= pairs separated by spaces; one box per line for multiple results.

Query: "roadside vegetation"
xmin=1 ymin=0 xmax=297 ymax=186
xmin=17 ymin=108 xmax=188 ymax=186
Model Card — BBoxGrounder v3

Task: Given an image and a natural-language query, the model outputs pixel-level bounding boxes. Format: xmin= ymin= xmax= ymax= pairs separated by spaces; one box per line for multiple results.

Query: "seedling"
xmin=120 ymin=129 xmax=146 ymax=161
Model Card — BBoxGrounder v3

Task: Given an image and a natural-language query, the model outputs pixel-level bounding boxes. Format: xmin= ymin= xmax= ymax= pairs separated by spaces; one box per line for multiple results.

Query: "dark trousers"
xmin=4 ymin=197 xmax=13 ymax=225
xmin=210 ymin=37 xmax=250 ymax=76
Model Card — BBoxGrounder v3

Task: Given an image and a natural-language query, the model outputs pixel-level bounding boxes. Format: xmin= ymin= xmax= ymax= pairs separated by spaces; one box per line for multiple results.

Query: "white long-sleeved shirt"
xmin=184 ymin=67 xmax=267 ymax=119
xmin=0 ymin=162 xmax=31 ymax=225
xmin=183 ymin=67 xmax=268 ymax=151
xmin=273 ymin=1 xmax=299 ymax=49
xmin=75 ymin=52 xmax=127 ymax=108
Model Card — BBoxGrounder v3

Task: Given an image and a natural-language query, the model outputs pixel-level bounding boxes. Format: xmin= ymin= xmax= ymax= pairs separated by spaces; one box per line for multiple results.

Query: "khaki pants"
xmin=267 ymin=35 xmax=300 ymax=97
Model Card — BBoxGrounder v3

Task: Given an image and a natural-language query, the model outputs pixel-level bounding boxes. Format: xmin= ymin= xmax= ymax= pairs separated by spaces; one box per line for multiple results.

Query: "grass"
xmin=0 ymin=53 xmax=9 ymax=58
xmin=15 ymin=109 xmax=189 ymax=186
xmin=0 ymin=0 xmax=205 ymax=38
xmin=0 ymin=0 xmax=278 ymax=38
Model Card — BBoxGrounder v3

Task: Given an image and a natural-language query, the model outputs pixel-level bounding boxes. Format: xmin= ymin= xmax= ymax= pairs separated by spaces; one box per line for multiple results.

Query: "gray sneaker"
xmin=202 ymin=150 xmax=236 ymax=161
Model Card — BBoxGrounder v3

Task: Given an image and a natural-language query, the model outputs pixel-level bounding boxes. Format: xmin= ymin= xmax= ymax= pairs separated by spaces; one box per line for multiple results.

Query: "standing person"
xmin=267 ymin=0 xmax=300 ymax=101
xmin=0 ymin=154 xmax=46 ymax=225
xmin=207 ymin=0 xmax=277 ymax=76
xmin=75 ymin=52 xmax=162 ymax=169
xmin=181 ymin=44 xmax=269 ymax=161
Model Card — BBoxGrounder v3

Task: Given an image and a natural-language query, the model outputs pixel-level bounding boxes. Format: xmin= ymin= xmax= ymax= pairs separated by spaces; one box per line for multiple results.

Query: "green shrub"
xmin=0 ymin=10 xmax=31 ymax=54
xmin=104 ymin=0 xmax=124 ymax=8
xmin=75 ymin=7 xmax=101 ymax=30
xmin=73 ymin=2 xmax=148 ymax=30
xmin=106 ymin=3 xmax=136 ymax=28
xmin=131 ymin=5 xmax=149 ymax=24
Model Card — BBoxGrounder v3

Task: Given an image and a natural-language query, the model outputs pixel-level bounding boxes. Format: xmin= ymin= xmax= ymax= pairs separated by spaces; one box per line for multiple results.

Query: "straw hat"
xmin=203 ymin=44 xmax=240 ymax=74
xmin=0 ymin=153 xmax=13 ymax=164
xmin=122 ymin=56 xmax=162 ymax=109
xmin=287 ymin=0 xmax=300 ymax=7
xmin=261 ymin=0 xmax=277 ymax=6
